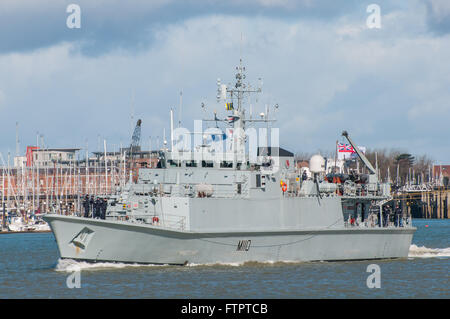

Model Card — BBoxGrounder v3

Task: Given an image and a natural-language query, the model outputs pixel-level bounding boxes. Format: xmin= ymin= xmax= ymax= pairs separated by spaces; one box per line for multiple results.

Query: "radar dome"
xmin=309 ymin=154 xmax=325 ymax=173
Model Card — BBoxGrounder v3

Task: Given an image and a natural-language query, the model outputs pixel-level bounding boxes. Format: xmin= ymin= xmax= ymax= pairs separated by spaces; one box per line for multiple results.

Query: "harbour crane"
xmin=129 ymin=119 xmax=142 ymax=182
xmin=130 ymin=119 xmax=142 ymax=154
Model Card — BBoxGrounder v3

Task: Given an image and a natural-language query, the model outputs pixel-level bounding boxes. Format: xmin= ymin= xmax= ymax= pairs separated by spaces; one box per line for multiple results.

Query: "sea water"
xmin=0 ymin=219 xmax=448 ymax=298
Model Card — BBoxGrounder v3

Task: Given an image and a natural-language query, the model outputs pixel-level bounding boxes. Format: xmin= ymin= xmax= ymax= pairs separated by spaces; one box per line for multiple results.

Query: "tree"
xmin=394 ymin=153 xmax=415 ymax=185
xmin=395 ymin=153 xmax=415 ymax=166
xmin=362 ymin=149 xmax=432 ymax=185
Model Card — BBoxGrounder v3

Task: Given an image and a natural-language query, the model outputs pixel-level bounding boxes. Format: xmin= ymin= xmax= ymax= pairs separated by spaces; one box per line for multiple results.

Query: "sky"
xmin=0 ymin=0 xmax=449 ymax=164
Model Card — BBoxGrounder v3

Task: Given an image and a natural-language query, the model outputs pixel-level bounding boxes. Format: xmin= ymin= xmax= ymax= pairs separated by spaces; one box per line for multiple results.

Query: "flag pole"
xmin=334 ymin=140 xmax=338 ymax=173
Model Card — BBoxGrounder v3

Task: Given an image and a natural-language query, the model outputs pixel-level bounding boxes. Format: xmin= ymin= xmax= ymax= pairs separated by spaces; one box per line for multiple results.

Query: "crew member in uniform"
xmin=90 ymin=196 xmax=95 ymax=218
xmin=395 ymin=205 xmax=402 ymax=227
xmin=382 ymin=205 xmax=390 ymax=227
xmin=91 ymin=198 xmax=96 ymax=218
xmin=95 ymin=198 xmax=102 ymax=219
xmin=101 ymin=199 xmax=107 ymax=220
xmin=83 ymin=195 xmax=90 ymax=218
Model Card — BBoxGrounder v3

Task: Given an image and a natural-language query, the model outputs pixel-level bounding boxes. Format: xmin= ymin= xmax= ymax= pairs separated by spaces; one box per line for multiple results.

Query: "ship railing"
xmin=344 ymin=216 xmax=413 ymax=229
xmin=194 ymin=190 xmax=249 ymax=199
xmin=160 ymin=187 xmax=248 ymax=199
xmin=285 ymin=191 xmax=338 ymax=198
xmin=212 ymin=190 xmax=248 ymax=198
xmin=108 ymin=214 xmax=187 ymax=231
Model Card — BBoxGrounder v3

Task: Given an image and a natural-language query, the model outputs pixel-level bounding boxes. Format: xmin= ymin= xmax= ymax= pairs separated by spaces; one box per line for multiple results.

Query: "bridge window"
xmin=220 ymin=161 xmax=233 ymax=168
xmin=185 ymin=160 xmax=198 ymax=167
xmin=202 ymin=161 xmax=214 ymax=168
xmin=168 ymin=160 xmax=181 ymax=167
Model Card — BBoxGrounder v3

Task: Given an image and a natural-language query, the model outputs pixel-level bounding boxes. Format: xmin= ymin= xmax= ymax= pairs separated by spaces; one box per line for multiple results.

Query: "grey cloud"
xmin=425 ymin=0 xmax=450 ymax=34
xmin=1 ymin=0 xmax=389 ymax=56
xmin=1 ymin=3 xmax=450 ymax=162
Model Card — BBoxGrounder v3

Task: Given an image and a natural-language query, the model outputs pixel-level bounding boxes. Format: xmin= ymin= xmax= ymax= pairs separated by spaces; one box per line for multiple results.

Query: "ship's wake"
xmin=54 ymin=258 xmax=299 ymax=271
xmin=54 ymin=258 xmax=168 ymax=272
xmin=408 ymin=245 xmax=450 ymax=258
xmin=185 ymin=260 xmax=300 ymax=267
xmin=53 ymin=245 xmax=449 ymax=271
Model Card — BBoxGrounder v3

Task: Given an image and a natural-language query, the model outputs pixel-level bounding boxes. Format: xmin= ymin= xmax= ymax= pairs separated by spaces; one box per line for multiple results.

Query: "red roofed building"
xmin=433 ymin=165 xmax=450 ymax=178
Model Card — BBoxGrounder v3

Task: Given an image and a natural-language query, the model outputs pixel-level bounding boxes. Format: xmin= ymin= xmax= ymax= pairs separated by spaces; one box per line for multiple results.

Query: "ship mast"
xmin=212 ymin=59 xmax=274 ymax=162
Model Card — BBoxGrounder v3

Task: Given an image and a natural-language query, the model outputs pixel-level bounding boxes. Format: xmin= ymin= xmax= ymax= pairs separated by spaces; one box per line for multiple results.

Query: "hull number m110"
xmin=237 ymin=240 xmax=251 ymax=251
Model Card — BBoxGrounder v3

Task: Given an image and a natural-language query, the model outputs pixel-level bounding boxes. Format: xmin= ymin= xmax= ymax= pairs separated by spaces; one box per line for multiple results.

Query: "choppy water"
xmin=0 ymin=219 xmax=448 ymax=298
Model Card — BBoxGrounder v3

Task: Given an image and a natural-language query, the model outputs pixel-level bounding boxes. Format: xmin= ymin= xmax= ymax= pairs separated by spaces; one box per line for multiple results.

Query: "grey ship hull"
xmin=44 ymin=214 xmax=414 ymax=265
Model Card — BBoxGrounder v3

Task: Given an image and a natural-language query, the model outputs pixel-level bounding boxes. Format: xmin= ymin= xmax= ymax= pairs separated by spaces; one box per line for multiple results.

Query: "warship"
xmin=44 ymin=61 xmax=415 ymax=265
